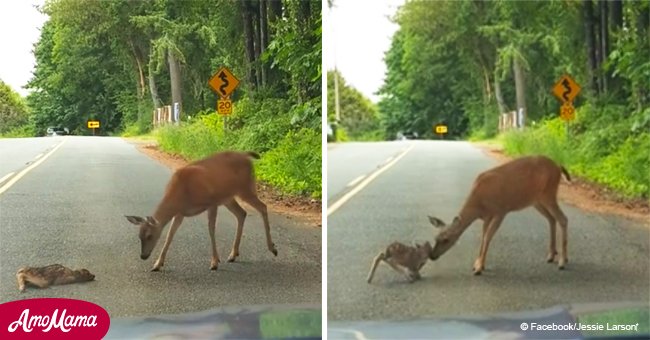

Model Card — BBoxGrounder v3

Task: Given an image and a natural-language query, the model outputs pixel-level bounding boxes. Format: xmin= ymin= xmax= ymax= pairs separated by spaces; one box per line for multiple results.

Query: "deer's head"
xmin=125 ymin=215 xmax=162 ymax=260
xmin=428 ymin=216 xmax=462 ymax=260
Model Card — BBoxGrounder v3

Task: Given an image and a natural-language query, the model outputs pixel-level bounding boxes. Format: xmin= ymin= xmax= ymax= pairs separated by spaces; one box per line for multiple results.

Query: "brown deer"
xmin=427 ymin=155 xmax=571 ymax=275
xmin=125 ymin=151 xmax=277 ymax=272
xmin=367 ymin=241 xmax=434 ymax=283
xmin=16 ymin=264 xmax=95 ymax=292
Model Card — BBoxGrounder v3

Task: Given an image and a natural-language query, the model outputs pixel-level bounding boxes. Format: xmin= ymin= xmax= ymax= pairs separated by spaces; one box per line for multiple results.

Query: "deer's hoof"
xmin=270 ymin=244 xmax=278 ymax=256
xmin=150 ymin=267 xmax=161 ymax=272
xmin=227 ymin=256 xmax=236 ymax=262
xmin=210 ymin=265 xmax=218 ymax=271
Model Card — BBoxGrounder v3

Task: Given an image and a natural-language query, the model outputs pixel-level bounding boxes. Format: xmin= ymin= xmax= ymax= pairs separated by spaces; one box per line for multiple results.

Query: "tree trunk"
xmin=240 ymin=1 xmax=257 ymax=90
xmin=599 ymin=0 xmax=609 ymax=93
xmin=168 ymin=49 xmax=182 ymax=122
xmin=253 ymin=2 xmax=262 ymax=89
xmin=494 ymin=69 xmax=508 ymax=114
xmin=268 ymin=0 xmax=282 ymax=22
xmin=512 ymin=56 xmax=526 ymax=128
xmin=583 ymin=0 xmax=598 ymax=95
xmin=148 ymin=60 xmax=162 ymax=109
xmin=610 ymin=0 xmax=622 ymax=30
xmin=259 ymin=0 xmax=268 ymax=87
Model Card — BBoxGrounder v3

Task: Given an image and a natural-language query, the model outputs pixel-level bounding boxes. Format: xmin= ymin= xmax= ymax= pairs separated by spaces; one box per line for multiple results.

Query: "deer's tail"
xmin=561 ymin=166 xmax=571 ymax=182
xmin=246 ymin=151 xmax=261 ymax=159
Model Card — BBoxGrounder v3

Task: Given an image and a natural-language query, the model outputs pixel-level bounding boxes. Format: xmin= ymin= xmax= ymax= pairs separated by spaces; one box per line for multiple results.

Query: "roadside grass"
xmin=152 ymin=99 xmax=322 ymax=199
xmin=0 ymin=125 xmax=35 ymax=138
xmin=498 ymin=105 xmax=649 ymax=200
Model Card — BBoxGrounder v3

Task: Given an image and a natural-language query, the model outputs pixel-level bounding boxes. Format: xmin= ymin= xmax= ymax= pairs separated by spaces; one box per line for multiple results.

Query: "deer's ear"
xmin=125 ymin=215 xmax=145 ymax=225
xmin=428 ymin=216 xmax=446 ymax=228
xmin=146 ymin=216 xmax=159 ymax=225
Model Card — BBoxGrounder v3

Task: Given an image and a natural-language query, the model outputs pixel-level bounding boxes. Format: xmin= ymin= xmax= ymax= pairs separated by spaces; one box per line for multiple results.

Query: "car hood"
xmin=106 ymin=303 xmax=321 ymax=339
xmin=329 ymin=302 xmax=649 ymax=339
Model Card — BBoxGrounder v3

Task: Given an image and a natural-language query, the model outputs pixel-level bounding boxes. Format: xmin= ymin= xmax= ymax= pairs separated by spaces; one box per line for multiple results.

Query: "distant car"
xmin=46 ymin=126 xmax=69 ymax=136
xmin=327 ymin=123 xmax=335 ymax=142
xmin=396 ymin=131 xmax=418 ymax=140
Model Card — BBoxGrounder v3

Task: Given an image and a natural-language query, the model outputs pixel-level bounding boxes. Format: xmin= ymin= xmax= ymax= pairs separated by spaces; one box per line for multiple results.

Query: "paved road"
xmin=327 ymin=140 xmax=650 ymax=322
xmin=0 ymin=136 xmax=64 ymax=183
xmin=0 ymin=136 xmax=321 ymax=317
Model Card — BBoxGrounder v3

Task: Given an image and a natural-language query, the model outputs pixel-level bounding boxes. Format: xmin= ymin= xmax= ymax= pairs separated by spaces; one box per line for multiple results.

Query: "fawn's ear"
xmin=125 ymin=215 xmax=145 ymax=225
xmin=428 ymin=216 xmax=446 ymax=228
xmin=452 ymin=216 xmax=461 ymax=226
xmin=146 ymin=216 xmax=159 ymax=225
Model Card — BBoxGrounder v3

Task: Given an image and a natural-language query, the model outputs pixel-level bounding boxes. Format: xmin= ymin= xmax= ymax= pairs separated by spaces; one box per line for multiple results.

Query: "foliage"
xmin=503 ymin=110 xmax=649 ymax=199
xmin=380 ymin=0 xmax=649 ymax=199
xmin=326 ymin=70 xmax=380 ymax=140
xmin=0 ymin=80 xmax=29 ymax=134
xmin=257 ymin=128 xmax=321 ymax=198
xmin=26 ymin=0 xmax=322 ymax=199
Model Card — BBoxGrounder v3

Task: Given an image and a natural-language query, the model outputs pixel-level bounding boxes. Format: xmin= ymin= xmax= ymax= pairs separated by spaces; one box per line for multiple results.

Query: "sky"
xmin=0 ymin=0 xmax=47 ymax=97
xmin=325 ymin=0 xmax=404 ymax=103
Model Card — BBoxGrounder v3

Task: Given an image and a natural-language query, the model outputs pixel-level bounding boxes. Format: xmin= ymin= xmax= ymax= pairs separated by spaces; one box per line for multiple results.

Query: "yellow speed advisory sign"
xmin=560 ymin=102 xmax=575 ymax=121
xmin=217 ymin=99 xmax=232 ymax=115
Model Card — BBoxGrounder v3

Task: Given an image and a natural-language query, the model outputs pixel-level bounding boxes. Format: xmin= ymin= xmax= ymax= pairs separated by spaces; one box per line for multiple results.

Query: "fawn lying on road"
xmin=16 ymin=264 xmax=95 ymax=292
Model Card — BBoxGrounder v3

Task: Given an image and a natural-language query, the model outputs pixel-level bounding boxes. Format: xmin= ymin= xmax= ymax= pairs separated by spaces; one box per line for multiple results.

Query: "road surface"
xmin=0 ymin=136 xmax=321 ymax=317
xmin=327 ymin=140 xmax=649 ymax=322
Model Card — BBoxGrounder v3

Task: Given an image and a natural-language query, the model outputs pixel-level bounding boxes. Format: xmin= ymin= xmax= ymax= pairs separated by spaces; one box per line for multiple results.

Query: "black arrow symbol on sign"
xmin=561 ymin=78 xmax=571 ymax=101
xmin=218 ymin=71 xmax=229 ymax=96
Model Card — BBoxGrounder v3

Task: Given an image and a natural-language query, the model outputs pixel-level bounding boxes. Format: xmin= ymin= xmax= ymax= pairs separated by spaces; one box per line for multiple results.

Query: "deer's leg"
xmin=545 ymin=201 xmax=569 ymax=269
xmin=474 ymin=217 xmax=492 ymax=271
xmin=384 ymin=259 xmax=417 ymax=283
xmin=207 ymin=206 xmax=220 ymax=270
xmin=224 ymin=200 xmax=247 ymax=262
xmin=474 ymin=215 xmax=504 ymax=275
xmin=367 ymin=252 xmax=385 ymax=283
xmin=534 ymin=204 xmax=557 ymax=263
xmin=16 ymin=272 xmax=27 ymax=292
xmin=240 ymin=191 xmax=277 ymax=257
xmin=152 ymin=215 xmax=184 ymax=271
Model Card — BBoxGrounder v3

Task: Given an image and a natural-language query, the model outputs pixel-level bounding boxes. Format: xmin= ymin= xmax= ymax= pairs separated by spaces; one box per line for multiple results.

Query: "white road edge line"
xmin=346 ymin=175 xmax=366 ymax=188
xmin=34 ymin=153 xmax=43 ymax=160
xmin=0 ymin=141 xmax=66 ymax=196
xmin=0 ymin=172 xmax=16 ymax=186
xmin=328 ymin=144 xmax=415 ymax=216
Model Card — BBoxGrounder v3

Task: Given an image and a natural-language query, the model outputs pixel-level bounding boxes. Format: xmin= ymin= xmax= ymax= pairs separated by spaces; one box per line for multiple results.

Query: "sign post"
xmin=87 ymin=120 xmax=100 ymax=136
xmin=209 ymin=67 xmax=240 ymax=133
xmin=552 ymin=74 xmax=581 ymax=135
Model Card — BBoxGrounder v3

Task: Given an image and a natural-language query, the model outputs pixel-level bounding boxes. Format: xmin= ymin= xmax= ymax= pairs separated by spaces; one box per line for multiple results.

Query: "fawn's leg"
xmin=384 ymin=258 xmax=417 ymax=283
xmin=367 ymin=252 xmax=385 ymax=283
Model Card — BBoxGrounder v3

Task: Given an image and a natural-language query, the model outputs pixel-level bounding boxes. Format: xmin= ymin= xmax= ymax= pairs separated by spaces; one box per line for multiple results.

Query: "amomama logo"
xmin=0 ymin=298 xmax=110 ymax=339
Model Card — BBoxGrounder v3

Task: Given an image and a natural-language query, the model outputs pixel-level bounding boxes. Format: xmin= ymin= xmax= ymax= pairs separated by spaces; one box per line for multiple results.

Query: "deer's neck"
xmin=451 ymin=208 xmax=481 ymax=237
xmin=152 ymin=201 xmax=177 ymax=230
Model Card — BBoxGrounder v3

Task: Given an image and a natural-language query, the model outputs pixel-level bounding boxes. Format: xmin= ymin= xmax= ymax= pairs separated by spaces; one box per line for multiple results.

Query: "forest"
xmin=329 ymin=0 xmax=648 ymax=200
xmin=1 ymin=0 xmax=321 ymax=199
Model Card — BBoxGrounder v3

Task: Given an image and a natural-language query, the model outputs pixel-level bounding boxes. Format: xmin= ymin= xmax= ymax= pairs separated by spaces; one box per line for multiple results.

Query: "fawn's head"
xmin=428 ymin=216 xmax=462 ymax=260
xmin=75 ymin=269 xmax=95 ymax=281
xmin=125 ymin=215 xmax=162 ymax=260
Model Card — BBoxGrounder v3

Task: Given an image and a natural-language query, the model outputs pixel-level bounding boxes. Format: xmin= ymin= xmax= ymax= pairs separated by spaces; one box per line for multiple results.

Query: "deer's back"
xmin=468 ymin=156 xmax=563 ymax=213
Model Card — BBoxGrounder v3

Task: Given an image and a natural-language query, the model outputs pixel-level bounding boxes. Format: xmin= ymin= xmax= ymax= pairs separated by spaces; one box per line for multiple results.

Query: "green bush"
xmin=0 ymin=125 xmax=35 ymax=138
xmin=502 ymin=106 xmax=649 ymax=199
xmin=257 ymin=128 xmax=322 ymax=198
xmin=156 ymin=98 xmax=322 ymax=199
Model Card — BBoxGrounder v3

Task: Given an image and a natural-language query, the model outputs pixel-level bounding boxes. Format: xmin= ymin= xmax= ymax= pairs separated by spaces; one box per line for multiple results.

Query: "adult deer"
xmin=125 ymin=151 xmax=277 ymax=271
xmin=427 ymin=155 xmax=570 ymax=275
